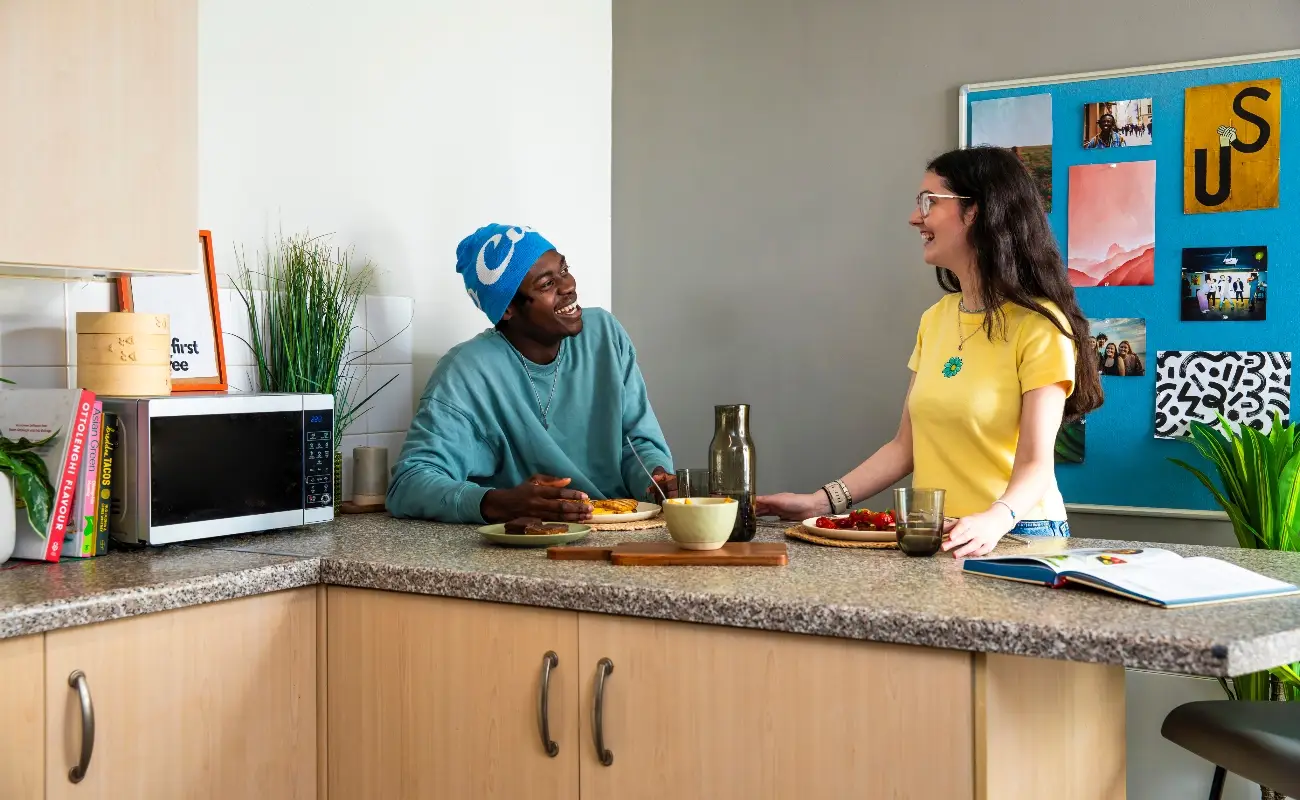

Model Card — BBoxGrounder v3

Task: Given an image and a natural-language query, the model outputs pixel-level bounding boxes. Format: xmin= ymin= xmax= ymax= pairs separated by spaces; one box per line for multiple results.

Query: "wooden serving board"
xmin=547 ymin=541 xmax=788 ymax=566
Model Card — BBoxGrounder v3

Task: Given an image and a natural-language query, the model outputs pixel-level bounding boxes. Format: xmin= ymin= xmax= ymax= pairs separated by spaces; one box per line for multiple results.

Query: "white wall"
xmin=198 ymin=0 xmax=613 ymax=394
xmin=1 ymin=0 xmax=612 ymax=506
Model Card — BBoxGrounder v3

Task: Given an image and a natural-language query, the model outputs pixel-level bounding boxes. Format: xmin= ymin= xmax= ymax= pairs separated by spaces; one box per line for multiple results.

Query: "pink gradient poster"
xmin=1067 ymin=161 xmax=1156 ymax=287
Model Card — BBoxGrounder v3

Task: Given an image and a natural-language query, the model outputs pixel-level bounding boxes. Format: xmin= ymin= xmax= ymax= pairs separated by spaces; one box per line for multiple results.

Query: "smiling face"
xmin=1118 ymin=341 xmax=1131 ymax=357
xmin=499 ymin=249 xmax=583 ymax=341
xmin=909 ymin=171 xmax=976 ymax=273
xmin=1098 ymin=113 xmax=1116 ymax=134
xmin=1105 ymin=342 xmax=1117 ymax=358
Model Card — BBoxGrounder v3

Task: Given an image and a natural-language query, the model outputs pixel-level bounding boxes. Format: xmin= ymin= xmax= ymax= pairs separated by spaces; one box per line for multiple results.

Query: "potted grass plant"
xmin=233 ymin=232 xmax=400 ymax=511
xmin=1170 ymin=412 xmax=1298 ymax=800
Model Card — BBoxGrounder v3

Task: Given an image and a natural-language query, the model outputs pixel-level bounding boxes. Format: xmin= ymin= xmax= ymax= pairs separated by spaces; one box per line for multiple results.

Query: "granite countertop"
xmin=4 ymin=514 xmax=1300 ymax=677
xmin=0 ymin=547 xmax=319 ymax=639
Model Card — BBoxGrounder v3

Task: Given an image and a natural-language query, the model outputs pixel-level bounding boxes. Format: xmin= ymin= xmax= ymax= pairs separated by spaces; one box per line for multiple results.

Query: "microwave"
xmin=101 ymin=393 xmax=335 ymax=545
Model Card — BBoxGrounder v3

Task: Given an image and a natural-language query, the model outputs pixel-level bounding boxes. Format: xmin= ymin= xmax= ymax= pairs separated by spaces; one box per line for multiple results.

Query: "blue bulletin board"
xmin=960 ymin=50 xmax=1300 ymax=516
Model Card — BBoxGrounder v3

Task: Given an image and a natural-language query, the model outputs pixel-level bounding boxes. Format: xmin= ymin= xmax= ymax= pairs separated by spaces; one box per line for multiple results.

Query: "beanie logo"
xmin=476 ymin=226 xmax=530 ymax=286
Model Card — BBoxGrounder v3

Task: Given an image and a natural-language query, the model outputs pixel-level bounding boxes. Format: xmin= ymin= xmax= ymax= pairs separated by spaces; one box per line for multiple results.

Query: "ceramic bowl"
xmin=661 ymin=497 xmax=739 ymax=550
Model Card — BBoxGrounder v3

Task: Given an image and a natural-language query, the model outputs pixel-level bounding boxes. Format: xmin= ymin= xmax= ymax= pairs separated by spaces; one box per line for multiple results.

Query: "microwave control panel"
xmin=304 ymin=410 xmax=335 ymax=509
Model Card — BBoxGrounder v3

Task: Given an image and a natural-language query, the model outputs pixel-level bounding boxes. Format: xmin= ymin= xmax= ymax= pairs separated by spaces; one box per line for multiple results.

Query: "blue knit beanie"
xmin=455 ymin=224 xmax=556 ymax=324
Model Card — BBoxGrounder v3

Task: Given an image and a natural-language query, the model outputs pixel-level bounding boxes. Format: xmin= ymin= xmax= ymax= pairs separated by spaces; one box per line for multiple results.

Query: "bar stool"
xmin=1161 ymin=700 xmax=1300 ymax=799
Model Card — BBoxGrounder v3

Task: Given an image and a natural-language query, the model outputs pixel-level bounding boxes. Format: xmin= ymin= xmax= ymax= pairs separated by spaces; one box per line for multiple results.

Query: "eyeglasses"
xmin=916 ymin=191 xmax=970 ymax=218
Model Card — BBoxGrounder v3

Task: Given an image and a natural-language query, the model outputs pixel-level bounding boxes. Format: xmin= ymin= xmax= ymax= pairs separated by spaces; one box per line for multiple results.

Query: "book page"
xmin=1074 ymin=557 xmax=1295 ymax=605
xmin=974 ymin=547 xmax=1179 ymax=574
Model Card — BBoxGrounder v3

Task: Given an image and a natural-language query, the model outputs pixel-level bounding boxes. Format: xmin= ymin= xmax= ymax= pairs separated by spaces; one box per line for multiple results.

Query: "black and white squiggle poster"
xmin=1154 ymin=351 xmax=1291 ymax=439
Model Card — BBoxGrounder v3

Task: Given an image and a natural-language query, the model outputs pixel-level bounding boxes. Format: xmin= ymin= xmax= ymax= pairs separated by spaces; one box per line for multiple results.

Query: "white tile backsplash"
xmin=364 ymin=364 xmax=414 ymax=434
xmin=64 ymin=282 xmax=115 ymax=364
xmin=364 ymin=295 xmax=414 ymax=365
xmin=338 ymin=363 xmax=369 ymax=436
xmin=225 ymin=365 xmax=257 ymax=394
xmin=0 ymin=280 xmax=68 ymax=366
xmin=218 ymin=288 xmax=257 ymax=367
xmin=348 ymin=296 xmax=368 ymax=362
xmin=1 ymin=366 xmax=68 ymax=390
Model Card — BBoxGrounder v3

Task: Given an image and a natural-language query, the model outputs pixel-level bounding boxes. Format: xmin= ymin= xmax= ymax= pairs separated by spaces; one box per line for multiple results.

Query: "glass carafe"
xmin=708 ymin=404 xmax=756 ymax=542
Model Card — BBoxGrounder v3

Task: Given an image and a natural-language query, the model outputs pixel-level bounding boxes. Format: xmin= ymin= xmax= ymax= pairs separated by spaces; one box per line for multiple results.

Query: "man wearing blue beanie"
xmin=386 ymin=223 xmax=676 ymax=523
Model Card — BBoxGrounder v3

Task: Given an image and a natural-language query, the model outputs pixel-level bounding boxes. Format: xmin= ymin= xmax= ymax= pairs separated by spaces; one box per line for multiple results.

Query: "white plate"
xmin=477 ymin=523 xmax=592 ymax=547
xmin=590 ymin=501 xmax=661 ymax=523
xmin=801 ymin=516 xmax=897 ymax=543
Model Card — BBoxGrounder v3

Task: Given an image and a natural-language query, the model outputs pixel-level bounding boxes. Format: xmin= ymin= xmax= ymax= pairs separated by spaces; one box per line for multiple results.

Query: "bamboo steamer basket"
xmin=75 ymin=313 xmax=172 ymax=396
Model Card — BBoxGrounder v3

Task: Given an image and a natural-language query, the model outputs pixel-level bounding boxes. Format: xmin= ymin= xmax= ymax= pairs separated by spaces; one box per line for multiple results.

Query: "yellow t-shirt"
xmin=906 ymin=294 xmax=1076 ymax=520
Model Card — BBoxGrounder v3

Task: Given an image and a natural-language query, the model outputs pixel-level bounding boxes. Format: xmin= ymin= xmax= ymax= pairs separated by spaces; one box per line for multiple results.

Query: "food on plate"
xmin=591 ymin=499 xmax=640 ymax=515
xmin=813 ymin=508 xmax=897 ymax=532
xmin=504 ymin=517 xmax=569 ymax=535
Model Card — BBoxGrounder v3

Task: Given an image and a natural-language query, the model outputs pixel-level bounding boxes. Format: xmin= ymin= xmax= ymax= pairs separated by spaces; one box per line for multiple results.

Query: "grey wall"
xmin=613 ymin=0 xmax=1297 ymax=529
xmin=613 ymin=2 xmax=1299 ymax=797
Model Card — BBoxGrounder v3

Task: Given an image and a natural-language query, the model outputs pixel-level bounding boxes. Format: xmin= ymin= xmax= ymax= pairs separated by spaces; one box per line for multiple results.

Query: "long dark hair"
xmin=927 ymin=146 xmax=1103 ymax=421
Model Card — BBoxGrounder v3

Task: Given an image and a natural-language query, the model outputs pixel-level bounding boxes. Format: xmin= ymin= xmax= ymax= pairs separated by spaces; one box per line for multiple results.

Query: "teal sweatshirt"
xmin=386 ymin=308 xmax=674 ymax=523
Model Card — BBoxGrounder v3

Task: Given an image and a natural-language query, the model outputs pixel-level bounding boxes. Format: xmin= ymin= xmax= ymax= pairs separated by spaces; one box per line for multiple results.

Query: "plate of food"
xmin=589 ymin=499 xmax=661 ymax=523
xmin=479 ymin=518 xmax=593 ymax=547
xmin=801 ymin=508 xmax=897 ymax=543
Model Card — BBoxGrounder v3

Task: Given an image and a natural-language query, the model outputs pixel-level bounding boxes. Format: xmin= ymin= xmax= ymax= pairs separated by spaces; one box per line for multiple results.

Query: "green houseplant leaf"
xmin=0 ymin=430 xmax=58 ymax=537
xmin=1171 ymin=413 xmax=1300 ymax=711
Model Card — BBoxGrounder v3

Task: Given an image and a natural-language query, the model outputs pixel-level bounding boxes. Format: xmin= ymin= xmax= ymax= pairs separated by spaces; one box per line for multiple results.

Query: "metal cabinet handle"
xmin=68 ymin=670 xmax=95 ymax=783
xmin=593 ymin=657 xmax=614 ymax=766
xmin=538 ymin=651 xmax=560 ymax=757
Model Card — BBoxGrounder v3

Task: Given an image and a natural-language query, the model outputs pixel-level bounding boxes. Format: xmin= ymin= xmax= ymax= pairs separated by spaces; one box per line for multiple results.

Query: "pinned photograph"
xmin=1089 ymin=318 xmax=1146 ymax=377
xmin=1067 ymin=161 xmax=1156 ymax=287
xmin=1054 ymin=418 xmax=1085 ymax=465
xmin=970 ymin=93 xmax=1053 ymax=211
xmin=1184 ymin=79 xmax=1281 ymax=214
xmin=1180 ymin=246 xmax=1267 ymax=321
xmin=1083 ymin=99 xmax=1153 ymax=148
xmin=1154 ymin=351 xmax=1291 ymax=439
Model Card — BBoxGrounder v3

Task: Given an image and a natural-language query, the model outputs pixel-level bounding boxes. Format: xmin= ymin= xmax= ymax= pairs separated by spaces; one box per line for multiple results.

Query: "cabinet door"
xmin=578 ymin=613 xmax=974 ymax=800
xmin=45 ymin=588 xmax=317 ymax=800
xmin=326 ymin=587 xmax=580 ymax=800
xmin=0 ymin=634 xmax=44 ymax=799
xmin=0 ymin=0 xmax=197 ymax=274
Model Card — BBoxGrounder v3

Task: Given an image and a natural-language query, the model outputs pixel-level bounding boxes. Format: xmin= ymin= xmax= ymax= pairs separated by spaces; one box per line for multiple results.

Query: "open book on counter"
xmin=962 ymin=547 xmax=1299 ymax=609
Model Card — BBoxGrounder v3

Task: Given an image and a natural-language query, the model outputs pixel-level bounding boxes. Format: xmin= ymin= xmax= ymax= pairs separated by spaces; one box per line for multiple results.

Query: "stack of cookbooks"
xmin=1 ymin=388 xmax=119 ymax=561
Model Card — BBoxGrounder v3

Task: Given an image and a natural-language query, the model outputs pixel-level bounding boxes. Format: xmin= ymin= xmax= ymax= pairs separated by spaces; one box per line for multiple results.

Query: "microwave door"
xmin=148 ymin=410 xmax=305 ymax=543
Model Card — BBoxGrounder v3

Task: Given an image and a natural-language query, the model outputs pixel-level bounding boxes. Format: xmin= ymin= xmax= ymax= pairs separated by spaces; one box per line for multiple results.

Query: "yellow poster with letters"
xmin=1183 ymin=78 xmax=1281 ymax=214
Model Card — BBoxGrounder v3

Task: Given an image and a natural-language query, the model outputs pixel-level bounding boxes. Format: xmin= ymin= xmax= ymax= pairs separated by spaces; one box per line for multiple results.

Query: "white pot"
xmin=0 ymin=474 xmax=15 ymax=564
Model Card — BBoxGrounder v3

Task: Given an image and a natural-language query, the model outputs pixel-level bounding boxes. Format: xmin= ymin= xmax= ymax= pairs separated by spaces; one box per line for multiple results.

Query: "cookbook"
xmin=962 ymin=547 xmax=1299 ymax=608
xmin=0 ymin=388 xmax=97 ymax=561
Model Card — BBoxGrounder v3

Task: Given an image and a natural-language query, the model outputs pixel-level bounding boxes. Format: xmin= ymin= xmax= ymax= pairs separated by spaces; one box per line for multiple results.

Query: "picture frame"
xmin=116 ymin=230 xmax=229 ymax=392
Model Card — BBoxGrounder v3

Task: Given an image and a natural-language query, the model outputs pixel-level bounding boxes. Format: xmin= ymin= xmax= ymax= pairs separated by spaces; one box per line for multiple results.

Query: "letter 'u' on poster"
xmin=1183 ymin=78 xmax=1281 ymax=214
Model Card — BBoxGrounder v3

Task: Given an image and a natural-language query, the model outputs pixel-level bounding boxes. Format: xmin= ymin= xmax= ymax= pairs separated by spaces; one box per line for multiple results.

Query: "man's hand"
xmin=646 ymin=467 xmax=678 ymax=501
xmin=1217 ymin=125 xmax=1238 ymax=148
xmin=481 ymin=474 xmax=593 ymax=523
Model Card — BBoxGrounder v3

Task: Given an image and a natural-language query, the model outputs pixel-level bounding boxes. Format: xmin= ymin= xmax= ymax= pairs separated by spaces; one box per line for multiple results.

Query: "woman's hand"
xmin=755 ymin=492 xmax=829 ymax=521
xmin=942 ymin=506 xmax=1015 ymax=558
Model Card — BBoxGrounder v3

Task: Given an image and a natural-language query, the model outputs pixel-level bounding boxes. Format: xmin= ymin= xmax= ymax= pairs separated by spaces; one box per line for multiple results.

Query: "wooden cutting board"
xmin=547 ymin=541 xmax=788 ymax=566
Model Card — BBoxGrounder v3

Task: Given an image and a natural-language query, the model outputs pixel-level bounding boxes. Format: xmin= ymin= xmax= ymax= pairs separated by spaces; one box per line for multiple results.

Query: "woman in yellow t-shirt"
xmin=757 ymin=146 xmax=1104 ymax=556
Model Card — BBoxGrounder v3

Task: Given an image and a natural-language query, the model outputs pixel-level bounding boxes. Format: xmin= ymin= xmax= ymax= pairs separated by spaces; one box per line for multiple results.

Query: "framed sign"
xmin=116 ymin=230 xmax=229 ymax=392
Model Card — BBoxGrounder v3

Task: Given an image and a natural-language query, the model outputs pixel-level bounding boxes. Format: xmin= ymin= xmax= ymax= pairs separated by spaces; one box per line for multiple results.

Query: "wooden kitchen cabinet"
xmin=576 ymin=612 xmax=975 ymax=800
xmin=44 ymin=588 xmax=317 ymax=800
xmin=326 ymin=587 xmax=580 ymax=800
xmin=0 ymin=634 xmax=44 ymax=800
xmin=0 ymin=0 xmax=197 ymax=277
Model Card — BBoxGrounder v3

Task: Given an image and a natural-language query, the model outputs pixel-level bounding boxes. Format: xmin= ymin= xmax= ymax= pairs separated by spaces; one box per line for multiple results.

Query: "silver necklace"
xmin=500 ymin=333 xmax=563 ymax=429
